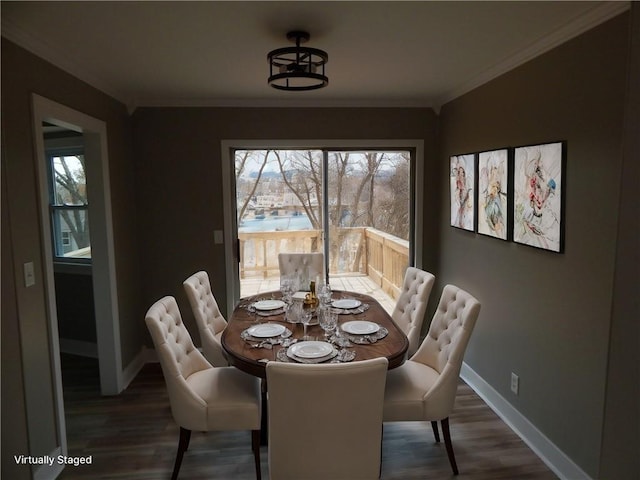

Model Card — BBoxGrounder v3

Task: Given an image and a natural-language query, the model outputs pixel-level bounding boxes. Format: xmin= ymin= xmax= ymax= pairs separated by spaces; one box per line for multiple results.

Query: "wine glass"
xmin=280 ymin=275 xmax=294 ymax=304
xmin=317 ymin=284 xmax=332 ymax=306
xmin=319 ymin=307 xmax=337 ymax=340
xmin=300 ymin=309 xmax=313 ymax=341
xmin=286 ymin=301 xmax=302 ymax=324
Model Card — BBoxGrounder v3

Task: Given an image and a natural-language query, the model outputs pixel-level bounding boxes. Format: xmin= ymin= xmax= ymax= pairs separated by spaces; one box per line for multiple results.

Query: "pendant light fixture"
xmin=267 ymin=31 xmax=328 ymax=91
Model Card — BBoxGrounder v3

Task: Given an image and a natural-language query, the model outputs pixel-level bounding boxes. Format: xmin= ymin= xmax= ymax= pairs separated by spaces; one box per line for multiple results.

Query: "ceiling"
xmin=1 ymin=1 xmax=628 ymax=112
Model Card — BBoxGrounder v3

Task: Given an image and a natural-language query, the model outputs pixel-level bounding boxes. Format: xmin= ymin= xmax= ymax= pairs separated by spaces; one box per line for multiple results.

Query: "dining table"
xmin=221 ymin=290 xmax=409 ymax=379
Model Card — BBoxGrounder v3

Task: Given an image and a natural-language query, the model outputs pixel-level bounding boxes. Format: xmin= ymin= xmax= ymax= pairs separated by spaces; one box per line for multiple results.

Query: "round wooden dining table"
xmin=221 ymin=290 xmax=409 ymax=379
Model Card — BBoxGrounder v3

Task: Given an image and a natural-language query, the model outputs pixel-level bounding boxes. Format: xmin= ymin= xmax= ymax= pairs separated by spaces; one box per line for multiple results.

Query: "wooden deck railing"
xmin=238 ymin=229 xmax=323 ymax=279
xmin=238 ymin=227 xmax=409 ymax=299
xmin=363 ymin=227 xmax=410 ymax=299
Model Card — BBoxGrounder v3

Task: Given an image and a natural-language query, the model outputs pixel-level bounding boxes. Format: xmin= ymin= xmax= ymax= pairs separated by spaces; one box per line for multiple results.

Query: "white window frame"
xmin=221 ymin=139 xmax=424 ymax=316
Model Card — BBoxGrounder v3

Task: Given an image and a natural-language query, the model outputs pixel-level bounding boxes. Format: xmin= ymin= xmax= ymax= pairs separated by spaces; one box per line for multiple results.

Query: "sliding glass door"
xmin=233 ymin=147 xmax=414 ymax=299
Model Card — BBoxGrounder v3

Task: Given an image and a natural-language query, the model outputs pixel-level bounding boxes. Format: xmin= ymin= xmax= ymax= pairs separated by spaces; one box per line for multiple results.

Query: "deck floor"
xmin=241 ymin=273 xmax=397 ymax=314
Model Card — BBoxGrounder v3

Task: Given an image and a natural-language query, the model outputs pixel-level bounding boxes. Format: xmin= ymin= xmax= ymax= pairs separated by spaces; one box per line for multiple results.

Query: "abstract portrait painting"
xmin=513 ymin=142 xmax=564 ymax=252
xmin=478 ymin=148 xmax=508 ymax=240
xmin=450 ymin=154 xmax=475 ymax=231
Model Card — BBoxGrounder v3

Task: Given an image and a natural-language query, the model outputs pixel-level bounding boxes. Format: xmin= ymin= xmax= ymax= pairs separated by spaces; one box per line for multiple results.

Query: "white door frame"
xmin=221 ymin=139 xmax=424 ymax=315
xmin=31 ymin=94 xmax=123 ymax=462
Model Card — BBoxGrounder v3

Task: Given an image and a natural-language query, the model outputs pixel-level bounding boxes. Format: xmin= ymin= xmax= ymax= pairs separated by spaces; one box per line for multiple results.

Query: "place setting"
xmin=330 ymin=297 xmax=370 ymax=315
xmin=339 ymin=320 xmax=388 ymax=344
xmin=275 ymin=340 xmax=356 ymax=364
xmin=247 ymin=298 xmax=287 ymax=317
xmin=240 ymin=323 xmax=294 ymax=349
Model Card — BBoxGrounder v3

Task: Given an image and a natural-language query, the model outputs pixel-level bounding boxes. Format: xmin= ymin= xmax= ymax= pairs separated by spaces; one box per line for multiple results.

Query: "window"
xmin=234 ymin=148 xmax=413 ymax=298
xmin=47 ymin=149 xmax=91 ymax=261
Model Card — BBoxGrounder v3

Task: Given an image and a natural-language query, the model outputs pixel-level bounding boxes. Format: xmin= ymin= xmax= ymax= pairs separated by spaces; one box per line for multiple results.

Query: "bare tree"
xmin=327 ymin=152 xmax=349 ymax=227
xmin=275 ymin=150 xmax=323 ymax=229
xmin=351 ymin=152 xmax=385 ymax=228
xmin=236 ymin=150 xmax=270 ymax=221
xmin=54 ymin=155 xmax=90 ymax=250
xmin=376 ymin=158 xmax=410 ymax=240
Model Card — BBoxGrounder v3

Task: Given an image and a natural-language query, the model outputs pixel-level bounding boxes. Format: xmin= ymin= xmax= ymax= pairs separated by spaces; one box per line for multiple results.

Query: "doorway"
xmin=222 ymin=140 xmax=423 ymax=310
xmin=31 ymin=95 xmax=122 ymax=464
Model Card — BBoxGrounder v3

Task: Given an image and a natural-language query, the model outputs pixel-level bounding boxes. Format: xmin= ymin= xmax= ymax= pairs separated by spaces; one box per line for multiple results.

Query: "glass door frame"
xmin=221 ymin=139 xmax=424 ymax=316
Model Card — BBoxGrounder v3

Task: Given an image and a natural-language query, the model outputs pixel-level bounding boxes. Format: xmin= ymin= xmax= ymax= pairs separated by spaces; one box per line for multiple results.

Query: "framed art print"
xmin=450 ymin=154 xmax=475 ymax=231
xmin=513 ymin=141 xmax=565 ymax=252
xmin=478 ymin=148 xmax=509 ymax=240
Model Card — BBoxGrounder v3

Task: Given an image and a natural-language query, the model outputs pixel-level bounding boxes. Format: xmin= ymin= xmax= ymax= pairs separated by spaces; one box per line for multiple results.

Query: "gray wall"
xmin=1 ymin=38 xmax=141 ymax=478
xmin=2 ymin=7 xmax=637 ymax=479
xmin=132 ymin=106 xmax=439 ymax=337
xmin=599 ymin=5 xmax=640 ymax=479
xmin=438 ymin=13 xmax=633 ymax=478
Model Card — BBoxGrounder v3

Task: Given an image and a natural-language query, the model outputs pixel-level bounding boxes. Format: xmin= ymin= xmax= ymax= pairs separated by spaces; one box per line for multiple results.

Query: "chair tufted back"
xmin=278 ymin=252 xmax=324 ymax=286
xmin=415 ymin=285 xmax=481 ymax=374
xmin=267 ymin=357 xmax=388 ymax=480
xmin=411 ymin=285 xmax=480 ymax=419
xmin=183 ymin=271 xmax=228 ymax=366
xmin=392 ymin=267 xmax=436 ymax=356
xmin=412 ymin=285 xmax=480 ymax=417
xmin=145 ymin=296 xmax=212 ymax=428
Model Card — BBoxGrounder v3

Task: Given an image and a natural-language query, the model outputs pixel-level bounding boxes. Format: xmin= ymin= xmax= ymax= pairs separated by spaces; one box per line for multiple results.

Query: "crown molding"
xmin=130 ymin=96 xmax=435 ymax=111
xmin=1 ymin=16 xmax=134 ymax=108
xmin=434 ymin=1 xmax=630 ymax=109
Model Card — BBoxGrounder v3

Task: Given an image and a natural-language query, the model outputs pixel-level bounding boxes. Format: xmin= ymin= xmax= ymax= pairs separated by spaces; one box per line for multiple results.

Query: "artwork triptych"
xmin=450 ymin=141 xmax=565 ymax=253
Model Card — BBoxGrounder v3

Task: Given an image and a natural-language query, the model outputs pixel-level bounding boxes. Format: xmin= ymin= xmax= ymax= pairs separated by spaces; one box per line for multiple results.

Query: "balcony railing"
xmin=238 ymin=227 xmax=409 ymax=300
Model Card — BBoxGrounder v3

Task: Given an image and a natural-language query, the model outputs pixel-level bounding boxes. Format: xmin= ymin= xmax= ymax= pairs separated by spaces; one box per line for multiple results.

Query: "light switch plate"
xmin=214 ymin=230 xmax=224 ymax=244
xmin=24 ymin=262 xmax=35 ymax=287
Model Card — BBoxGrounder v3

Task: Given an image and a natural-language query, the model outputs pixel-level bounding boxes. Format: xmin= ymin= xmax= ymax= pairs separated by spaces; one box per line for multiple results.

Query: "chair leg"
xmin=252 ymin=429 xmax=262 ymax=480
xmin=440 ymin=418 xmax=459 ymax=475
xmin=171 ymin=427 xmax=191 ymax=480
xmin=430 ymin=421 xmax=441 ymax=443
xmin=260 ymin=379 xmax=268 ymax=446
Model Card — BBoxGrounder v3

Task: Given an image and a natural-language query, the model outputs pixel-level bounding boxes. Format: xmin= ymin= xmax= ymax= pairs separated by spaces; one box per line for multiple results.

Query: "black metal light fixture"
xmin=268 ymin=31 xmax=328 ymax=91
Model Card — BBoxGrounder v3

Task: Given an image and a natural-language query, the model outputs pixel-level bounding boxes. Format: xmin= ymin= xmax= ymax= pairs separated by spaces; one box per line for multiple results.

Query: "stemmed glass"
xmin=319 ymin=307 xmax=337 ymax=340
xmin=286 ymin=301 xmax=302 ymax=325
xmin=300 ymin=309 xmax=313 ymax=341
xmin=280 ymin=275 xmax=295 ymax=305
xmin=317 ymin=284 xmax=332 ymax=306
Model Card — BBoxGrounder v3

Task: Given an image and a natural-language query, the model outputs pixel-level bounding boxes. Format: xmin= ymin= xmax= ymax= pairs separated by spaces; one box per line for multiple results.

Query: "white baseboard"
xmin=58 ymin=338 xmax=98 ymax=358
xmin=121 ymin=347 xmax=149 ymax=390
xmin=460 ymin=363 xmax=591 ymax=480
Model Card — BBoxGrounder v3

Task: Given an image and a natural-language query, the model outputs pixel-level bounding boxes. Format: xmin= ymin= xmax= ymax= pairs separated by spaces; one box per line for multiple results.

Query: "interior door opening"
xmin=30 ymin=94 xmax=123 ymax=476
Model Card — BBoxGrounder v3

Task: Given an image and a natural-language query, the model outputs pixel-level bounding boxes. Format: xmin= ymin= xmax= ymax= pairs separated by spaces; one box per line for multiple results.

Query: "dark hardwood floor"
xmin=59 ymin=354 xmax=557 ymax=479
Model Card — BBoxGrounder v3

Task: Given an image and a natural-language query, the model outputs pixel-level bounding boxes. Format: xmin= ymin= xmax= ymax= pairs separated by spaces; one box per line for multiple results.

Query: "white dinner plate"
xmin=253 ymin=299 xmax=286 ymax=311
xmin=289 ymin=341 xmax=334 ymax=359
xmin=341 ymin=321 xmax=380 ymax=335
xmin=332 ymin=298 xmax=362 ymax=309
xmin=247 ymin=323 xmax=286 ymax=338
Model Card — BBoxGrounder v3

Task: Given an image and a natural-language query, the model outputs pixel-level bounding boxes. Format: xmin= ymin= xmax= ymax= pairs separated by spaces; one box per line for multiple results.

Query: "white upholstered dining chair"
xmin=383 ymin=284 xmax=481 ymax=475
xmin=183 ymin=270 xmax=228 ymax=366
xmin=277 ymin=252 xmax=324 ymax=286
xmin=266 ymin=357 xmax=388 ymax=480
xmin=145 ymin=296 xmax=262 ymax=480
xmin=391 ymin=267 xmax=436 ymax=357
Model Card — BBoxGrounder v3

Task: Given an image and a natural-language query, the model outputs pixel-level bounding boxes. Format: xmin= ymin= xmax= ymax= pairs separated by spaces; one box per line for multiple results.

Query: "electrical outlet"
xmin=510 ymin=372 xmax=519 ymax=395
